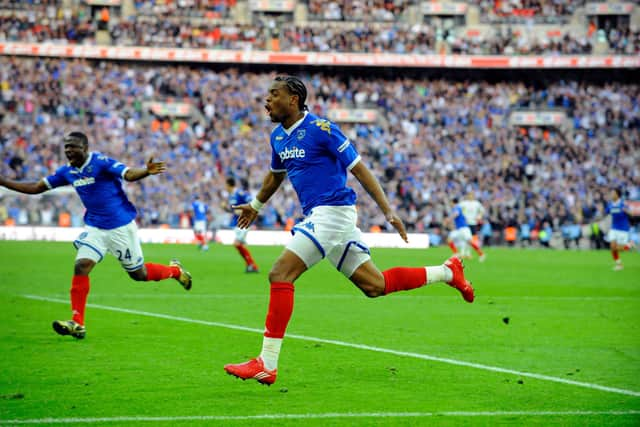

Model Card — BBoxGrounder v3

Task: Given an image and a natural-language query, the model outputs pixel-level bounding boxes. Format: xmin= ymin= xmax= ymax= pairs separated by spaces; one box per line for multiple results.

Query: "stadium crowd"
xmin=1 ymin=56 xmax=639 ymax=246
xmin=1 ymin=1 xmax=639 ymax=55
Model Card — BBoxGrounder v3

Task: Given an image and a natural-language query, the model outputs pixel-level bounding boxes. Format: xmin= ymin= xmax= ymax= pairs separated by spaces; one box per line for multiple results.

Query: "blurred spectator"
xmin=0 ymin=57 xmax=638 ymax=248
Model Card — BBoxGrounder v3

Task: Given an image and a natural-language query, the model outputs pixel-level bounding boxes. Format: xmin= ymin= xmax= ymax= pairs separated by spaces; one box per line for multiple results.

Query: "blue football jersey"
xmin=191 ymin=200 xmax=209 ymax=222
xmin=269 ymin=112 xmax=360 ymax=215
xmin=43 ymin=152 xmax=137 ymax=229
xmin=229 ymin=189 xmax=252 ymax=227
xmin=453 ymin=205 xmax=468 ymax=229
xmin=606 ymin=200 xmax=630 ymax=231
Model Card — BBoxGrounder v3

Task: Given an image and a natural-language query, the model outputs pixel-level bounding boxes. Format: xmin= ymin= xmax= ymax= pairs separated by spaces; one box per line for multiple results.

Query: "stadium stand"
xmin=0 ymin=1 xmax=638 ymax=248
xmin=0 ymin=0 xmax=638 ymax=55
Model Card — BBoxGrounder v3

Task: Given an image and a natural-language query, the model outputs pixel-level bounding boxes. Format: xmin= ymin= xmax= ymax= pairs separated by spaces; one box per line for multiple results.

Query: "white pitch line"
xmin=22 ymin=294 xmax=640 ymax=398
xmin=3 ymin=410 xmax=640 ymax=424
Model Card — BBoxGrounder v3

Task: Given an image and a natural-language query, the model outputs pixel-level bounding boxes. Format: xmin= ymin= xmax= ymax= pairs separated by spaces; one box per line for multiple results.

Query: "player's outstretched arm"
xmin=0 ymin=176 xmax=48 ymax=194
xmin=124 ymin=157 xmax=167 ymax=182
xmin=349 ymin=161 xmax=408 ymax=243
xmin=232 ymin=171 xmax=285 ymax=229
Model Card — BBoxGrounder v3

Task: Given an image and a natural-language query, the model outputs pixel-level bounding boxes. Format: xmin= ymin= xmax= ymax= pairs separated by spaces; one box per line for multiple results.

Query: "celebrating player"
xmin=605 ymin=188 xmax=633 ymax=271
xmin=225 ymin=177 xmax=259 ymax=273
xmin=0 ymin=132 xmax=192 ymax=339
xmin=191 ymin=195 xmax=210 ymax=251
xmin=223 ymin=76 xmax=475 ymax=385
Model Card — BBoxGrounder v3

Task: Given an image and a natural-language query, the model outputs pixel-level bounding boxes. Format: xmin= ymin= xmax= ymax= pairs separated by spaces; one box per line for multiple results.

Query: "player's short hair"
xmin=226 ymin=177 xmax=236 ymax=187
xmin=64 ymin=131 xmax=88 ymax=146
xmin=613 ymin=187 xmax=623 ymax=198
xmin=275 ymin=76 xmax=308 ymax=111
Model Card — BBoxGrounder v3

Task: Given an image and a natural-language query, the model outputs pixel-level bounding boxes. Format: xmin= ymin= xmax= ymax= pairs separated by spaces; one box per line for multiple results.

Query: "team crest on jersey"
xmin=86 ymin=166 xmax=93 ymax=173
xmin=296 ymin=129 xmax=306 ymax=140
xmin=301 ymin=221 xmax=315 ymax=233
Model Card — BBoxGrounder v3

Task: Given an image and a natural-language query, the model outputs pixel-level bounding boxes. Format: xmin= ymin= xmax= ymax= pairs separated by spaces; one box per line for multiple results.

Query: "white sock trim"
xmin=425 ymin=265 xmax=452 ymax=284
xmin=260 ymin=337 xmax=282 ymax=371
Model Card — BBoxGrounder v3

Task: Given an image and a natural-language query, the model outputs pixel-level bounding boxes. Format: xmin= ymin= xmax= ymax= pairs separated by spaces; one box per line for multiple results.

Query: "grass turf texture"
xmin=0 ymin=240 xmax=639 ymax=426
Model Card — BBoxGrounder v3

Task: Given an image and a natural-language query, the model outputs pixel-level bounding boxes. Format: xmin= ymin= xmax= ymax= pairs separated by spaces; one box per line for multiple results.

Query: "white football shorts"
xmin=193 ymin=220 xmax=207 ymax=234
xmin=234 ymin=227 xmax=249 ymax=244
xmin=73 ymin=220 xmax=144 ymax=272
xmin=606 ymin=229 xmax=630 ymax=245
xmin=286 ymin=205 xmax=371 ymax=278
xmin=449 ymin=226 xmax=472 ymax=243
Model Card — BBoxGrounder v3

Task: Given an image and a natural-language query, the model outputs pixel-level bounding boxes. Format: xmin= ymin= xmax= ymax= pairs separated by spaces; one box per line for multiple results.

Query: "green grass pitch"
xmin=0 ymin=240 xmax=639 ymax=426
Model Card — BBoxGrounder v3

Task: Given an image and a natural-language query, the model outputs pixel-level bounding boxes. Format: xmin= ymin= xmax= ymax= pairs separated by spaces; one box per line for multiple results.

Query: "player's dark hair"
xmin=275 ymin=76 xmax=308 ymax=111
xmin=613 ymin=187 xmax=622 ymax=198
xmin=226 ymin=177 xmax=236 ymax=187
xmin=64 ymin=131 xmax=88 ymax=146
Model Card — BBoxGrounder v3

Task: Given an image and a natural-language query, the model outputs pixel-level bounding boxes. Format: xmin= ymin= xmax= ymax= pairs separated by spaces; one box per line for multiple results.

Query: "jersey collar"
xmin=70 ymin=152 xmax=93 ymax=171
xmin=282 ymin=111 xmax=308 ymax=136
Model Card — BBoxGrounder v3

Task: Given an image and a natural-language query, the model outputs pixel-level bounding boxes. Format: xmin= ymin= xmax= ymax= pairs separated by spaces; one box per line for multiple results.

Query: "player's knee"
xmin=74 ymin=259 xmax=95 ymax=275
xmin=127 ymin=268 xmax=147 ymax=281
xmin=268 ymin=268 xmax=286 ymax=283
xmin=268 ymin=263 xmax=296 ymax=283
xmin=360 ymin=283 xmax=384 ymax=298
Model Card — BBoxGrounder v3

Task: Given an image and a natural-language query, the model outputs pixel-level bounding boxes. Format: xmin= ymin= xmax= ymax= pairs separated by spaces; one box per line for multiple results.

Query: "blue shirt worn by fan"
xmin=43 ymin=152 xmax=136 ymax=230
xmin=269 ymin=112 xmax=360 ymax=216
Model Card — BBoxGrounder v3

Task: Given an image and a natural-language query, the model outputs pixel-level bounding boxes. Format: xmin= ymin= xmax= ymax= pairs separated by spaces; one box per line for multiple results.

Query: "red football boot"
xmin=224 ymin=357 xmax=277 ymax=385
xmin=444 ymin=256 xmax=475 ymax=303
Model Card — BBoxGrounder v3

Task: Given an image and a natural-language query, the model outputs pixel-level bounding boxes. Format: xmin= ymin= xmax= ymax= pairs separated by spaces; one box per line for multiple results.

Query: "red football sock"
xmin=612 ymin=250 xmax=620 ymax=261
xmin=70 ymin=275 xmax=90 ymax=326
xmin=235 ymin=243 xmax=257 ymax=267
xmin=470 ymin=240 xmax=484 ymax=256
xmin=448 ymin=241 xmax=458 ymax=253
xmin=264 ymin=282 xmax=295 ymax=338
xmin=383 ymin=267 xmax=427 ymax=295
xmin=145 ymin=263 xmax=180 ymax=281
xmin=194 ymin=233 xmax=204 ymax=245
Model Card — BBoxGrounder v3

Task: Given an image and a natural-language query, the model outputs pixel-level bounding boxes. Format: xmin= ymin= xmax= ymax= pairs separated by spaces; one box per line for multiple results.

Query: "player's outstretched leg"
xmin=143 ymin=260 xmax=192 ymax=290
xmin=224 ymin=357 xmax=277 ymax=385
xmin=380 ymin=256 xmax=474 ymax=302
xmin=52 ymin=320 xmax=86 ymax=339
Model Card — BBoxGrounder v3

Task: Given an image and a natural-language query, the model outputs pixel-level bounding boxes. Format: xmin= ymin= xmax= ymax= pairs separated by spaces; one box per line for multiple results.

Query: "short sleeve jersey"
xmin=191 ymin=200 xmax=209 ymax=222
xmin=229 ymin=189 xmax=252 ymax=227
xmin=606 ymin=200 xmax=631 ymax=231
xmin=43 ymin=152 xmax=137 ymax=229
xmin=453 ymin=205 xmax=468 ymax=229
xmin=269 ymin=112 xmax=361 ymax=216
